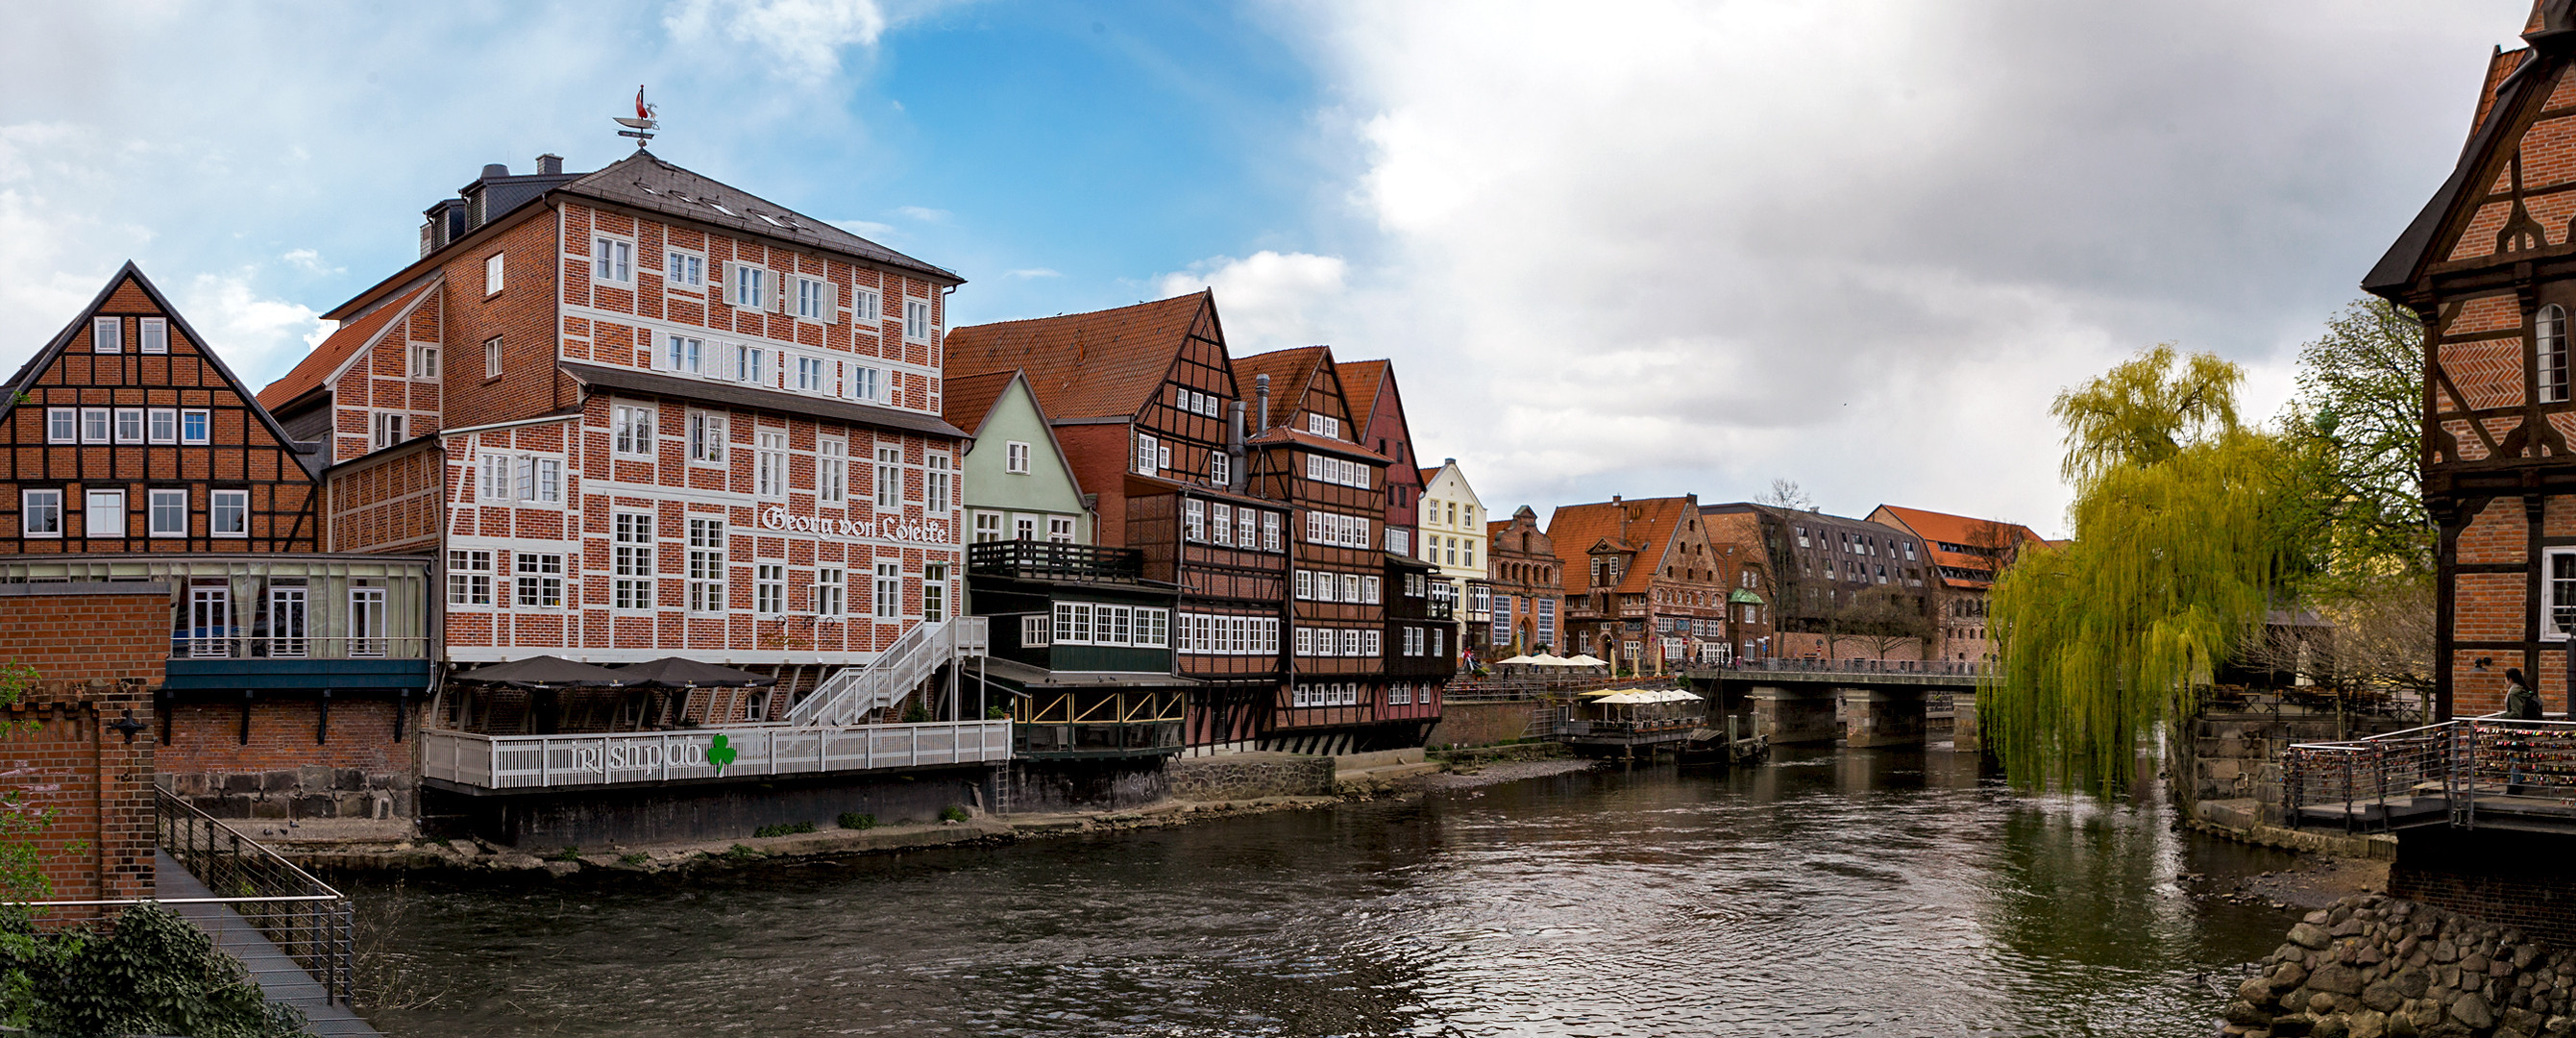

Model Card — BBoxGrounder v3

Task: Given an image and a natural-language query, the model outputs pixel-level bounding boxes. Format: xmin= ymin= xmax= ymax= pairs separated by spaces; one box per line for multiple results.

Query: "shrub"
xmin=837 ymin=812 xmax=877 ymax=830
xmin=938 ymin=804 xmax=970 ymax=824
xmin=551 ymin=846 xmax=581 ymax=862
xmin=618 ymin=853 xmax=650 ymax=866
xmin=720 ymin=844 xmax=762 ymax=861
xmin=986 ymin=705 xmax=1009 ymax=720
xmin=751 ymin=821 xmax=815 ymax=839
xmin=901 ymin=702 xmax=931 ymax=724
xmin=9 ymin=902 xmax=307 ymax=1037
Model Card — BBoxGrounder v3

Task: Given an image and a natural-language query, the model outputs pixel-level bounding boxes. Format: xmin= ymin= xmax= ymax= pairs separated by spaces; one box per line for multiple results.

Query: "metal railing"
xmin=421 ymin=718 xmax=1013 ymax=789
xmin=968 ymin=539 xmax=1144 ymax=582
xmin=2285 ymin=717 xmax=2576 ymax=832
xmin=787 ymin=617 xmax=990 ymax=728
xmin=171 ymin=632 xmax=432 ymax=660
xmin=1702 ymin=657 xmax=1987 ymax=678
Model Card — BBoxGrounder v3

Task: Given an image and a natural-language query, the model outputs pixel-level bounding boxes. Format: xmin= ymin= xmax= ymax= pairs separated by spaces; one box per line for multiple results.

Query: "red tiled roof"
xmin=1867 ymin=504 xmax=2044 ymax=590
xmin=941 ymin=370 xmax=1018 ymax=435
xmin=1701 ymin=509 xmax=1765 ymax=554
xmin=1417 ymin=465 xmax=1441 ymax=484
xmin=1339 ymin=358 xmax=1388 ymax=429
xmin=258 ymin=282 xmax=436 ymax=411
xmin=2477 ymin=45 xmax=2533 ymax=138
xmin=1233 ymin=346 xmax=1331 ymax=432
xmin=1546 ymin=497 xmax=1696 ymax=596
xmin=944 ymin=292 xmax=1209 ymax=424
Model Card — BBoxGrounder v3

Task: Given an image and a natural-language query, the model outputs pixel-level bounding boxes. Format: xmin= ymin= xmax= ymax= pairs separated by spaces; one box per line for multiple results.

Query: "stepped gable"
xmin=258 ymin=281 xmax=435 ymax=412
xmin=945 ymin=292 xmax=1211 ymax=422
xmin=1547 ymin=497 xmax=1694 ymax=596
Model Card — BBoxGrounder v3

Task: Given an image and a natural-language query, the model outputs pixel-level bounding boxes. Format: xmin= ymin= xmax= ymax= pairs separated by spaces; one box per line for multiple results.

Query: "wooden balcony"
xmin=969 ymin=539 xmax=1144 ymax=583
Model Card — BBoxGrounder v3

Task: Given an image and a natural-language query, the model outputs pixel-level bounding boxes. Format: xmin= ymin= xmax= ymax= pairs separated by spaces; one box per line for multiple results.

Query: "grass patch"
xmin=752 ymin=821 xmax=816 ymax=838
xmin=720 ymin=844 xmax=763 ymax=861
xmin=837 ymin=812 xmax=877 ymax=830
xmin=618 ymin=852 xmax=650 ymax=866
xmin=938 ymin=804 xmax=970 ymax=823
xmin=551 ymin=846 xmax=581 ymax=862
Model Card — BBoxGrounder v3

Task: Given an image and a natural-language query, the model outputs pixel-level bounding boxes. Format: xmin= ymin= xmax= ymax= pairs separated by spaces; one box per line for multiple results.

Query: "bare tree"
xmin=1828 ymin=583 xmax=1937 ymax=660
xmin=2232 ymin=578 xmax=2436 ymax=724
xmin=1757 ymin=478 xmax=1817 ymax=512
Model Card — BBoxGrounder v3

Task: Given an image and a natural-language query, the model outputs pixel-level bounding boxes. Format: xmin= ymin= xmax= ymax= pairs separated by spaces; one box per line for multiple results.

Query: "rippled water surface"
xmin=351 ymin=746 xmax=2302 ymax=1036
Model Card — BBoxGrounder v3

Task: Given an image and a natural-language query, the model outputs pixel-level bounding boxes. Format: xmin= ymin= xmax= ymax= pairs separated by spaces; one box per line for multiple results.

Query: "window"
xmin=593 ymin=235 xmax=635 ymax=284
xmin=667 ymin=250 xmax=705 ymax=287
xmin=688 ymin=410 xmax=727 ymax=463
xmin=974 ymin=512 xmax=1002 ymax=543
xmin=1307 ymin=413 xmax=1338 ymax=438
xmin=1056 ymin=603 xmax=1092 ymax=643
xmin=756 ymin=563 xmax=786 ymax=615
xmin=816 ymin=567 xmax=845 ymax=618
xmin=349 ymin=586 xmax=387 ymax=657
xmin=1386 ymin=528 xmax=1411 ymax=556
xmin=1295 ymin=571 xmax=1313 ymax=600
xmin=510 ymin=457 xmax=561 ymax=504
xmin=1212 ymin=504 xmax=1233 ymax=546
xmin=1186 ymin=500 xmax=1205 ymax=541
xmin=904 ymin=298 xmax=931 ymax=342
xmin=409 ymin=342 xmax=440 ymax=379
xmin=688 ymin=518 xmax=727 ymax=611
xmin=852 ymin=288 xmax=882 ymax=327
xmin=1134 ymin=432 xmax=1160 ymax=475
xmin=924 ymin=562 xmax=947 ymax=622
xmin=1343 ymin=574 xmax=1363 ymax=603
xmin=1362 ymin=576 xmax=1382 ymax=604
xmin=1364 ymin=630 xmax=1383 ymax=657
xmin=81 ymin=408 xmax=109 ymax=443
xmin=515 ymin=553 xmax=565 ymax=607
xmin=846 ymin=365 xmax=881 ymax=402
xmin=1137 ymin=607 xmax=1169 ymax=648
xmin=478 ymin=454 xmax=510 ymax=503
xmin=112 ymin=408 xmax=143 ymax=444
xmin=613 ymin=513 xmax=655 ymax=609
xmin=148 ymin=489 xmax=186 ymax=536
xmin=875 ymin=447 xmax=902 ymax=507
xmin=756 ymin=430 xmax=788 ymax=498
xmin=1021 ymin=613 xmax=1050 ymax=647
xmin=265 ymin=585 xmax=308 ymax=657
xmin=819 ymin=438 xmax=846 ymax=504
xmin=447 ymin=549 xmax=493 ymax=606
xmin=1464 ymin=541 xmax=1477 ymax=568
xmin=927 ymin=456 xmax=951 ymax=511
xmin=874 ymin=561 xmax=902 ymax=618
xmin=136 ymin=317 xmax=169 ymax=354
xmin=1238 ymin=507 xmax=1256 ymax=547
xmin=45 ymin=408 xmax=74 ymax=444
xmin=729 ymin=264 xmax=768 ymax=309
xmin=83 ymin=489 xmax=124 ymax=538
xmin=796 ymin=276 xmax=833 ymax=321
xmin=1016 ymin=515 xmax=1037 ymax=541
xmin=92 ymin=316 xmax=120 ymax=354
xmin=2544 ymin=305 xmax=2571 ymax=405
xmin=729 ymin=343 xmax=767 ymax=384
xmin=484 ymin=252 xmax=505 ymax=295
xmin=209 ymin=490 xmax=247 ymax=536
xmin=797 ymin=356 xmax=829 ymax=392
xmin=614 ymin=404 xmax=656 ymax=457
xmin=371 ymin=412 xmax=406 ymax=451
xmin=20 ymin=489 xmax=60 ymax=538
xmin=1210 ymin=452 xmax=1230 ymax=485
xmin=1048 ymin=516 xmax=1075 ymax=543
xmin=484 ymin=336 xmax=503 ymax=379
xmin=665 ymin=334 xmax=705 ymax=375
xmin=1263 ymin=512 xmax=1281 ymax=552
xmin=1006 ymin=441 xmax=1031 ymax=475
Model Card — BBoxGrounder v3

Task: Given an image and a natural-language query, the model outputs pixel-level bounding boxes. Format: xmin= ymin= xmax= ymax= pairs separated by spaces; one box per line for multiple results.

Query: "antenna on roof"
xmin=614 ymin=86 xmax=659 ymax=149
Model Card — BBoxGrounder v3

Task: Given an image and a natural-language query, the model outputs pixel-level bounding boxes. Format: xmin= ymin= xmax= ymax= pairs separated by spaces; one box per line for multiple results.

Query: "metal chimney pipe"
xmin=1256 ymin=374 xmax=1271 ymax=432
xmin=1227 ymin=400 xmax=1248 ymax=490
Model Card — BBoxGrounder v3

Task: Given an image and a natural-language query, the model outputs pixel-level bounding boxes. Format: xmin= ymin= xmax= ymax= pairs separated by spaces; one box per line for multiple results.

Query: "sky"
xmin=0 ymin=0 xmax=2538 ymax=536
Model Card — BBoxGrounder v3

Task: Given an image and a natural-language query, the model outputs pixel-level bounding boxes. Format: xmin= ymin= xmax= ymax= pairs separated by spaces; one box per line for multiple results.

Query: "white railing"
xmin=171 ymin=633 xmax=432 ymax=660
xmin=787 ymin=617 xmax=990 ymax=728
xmin=420 ymin=718 xmax=1013 ymax=790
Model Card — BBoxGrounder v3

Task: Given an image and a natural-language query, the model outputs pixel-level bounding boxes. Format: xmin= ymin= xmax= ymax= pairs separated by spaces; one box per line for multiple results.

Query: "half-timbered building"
xmin=0 ymin=264 xmax=435 ymax=825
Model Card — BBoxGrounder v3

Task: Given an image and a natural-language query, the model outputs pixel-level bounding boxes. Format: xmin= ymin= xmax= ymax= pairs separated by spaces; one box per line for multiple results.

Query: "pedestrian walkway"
xmin=155 ymin=850 xmax=380 ymax=1038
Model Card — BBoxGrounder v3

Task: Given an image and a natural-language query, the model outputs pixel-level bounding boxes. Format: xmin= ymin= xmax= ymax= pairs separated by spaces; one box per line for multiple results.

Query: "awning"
xmin=453 ymin=655 xmax=627 ymax=688
xmin=1729 ymin=589 xmax=1766 ymax=605
xmin=969 ymin=656 xmax=1202 ymax=690
xmin=613 ymin=656 xmax=775 ymax=688
xmin=1494 ymin=655 xmax=1540 ymax=665
xmin=1592 ymin=689 xmax=1704 ymax=705
xmin=1562 ymin=654 xmax=1609 ymax=666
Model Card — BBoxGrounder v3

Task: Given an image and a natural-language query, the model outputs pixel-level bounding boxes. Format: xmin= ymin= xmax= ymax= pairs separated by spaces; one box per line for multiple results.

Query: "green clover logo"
xmin=708 ymin=733 xmax=738 ymax=775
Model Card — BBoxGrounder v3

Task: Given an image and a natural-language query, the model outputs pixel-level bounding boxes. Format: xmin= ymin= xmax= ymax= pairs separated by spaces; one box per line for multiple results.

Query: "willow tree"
xmin=1986 ymin=346 xmax=2305 ymax=794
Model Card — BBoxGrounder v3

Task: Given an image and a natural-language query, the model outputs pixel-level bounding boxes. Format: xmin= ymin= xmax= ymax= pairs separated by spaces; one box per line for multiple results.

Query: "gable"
xmin=964 ymin=375 xmax=1090 ymax=517
xmin=2369 ymin=17 xmax=2576 ymax=295
xmin=945 ymin=292 xmax=1212 ymax=423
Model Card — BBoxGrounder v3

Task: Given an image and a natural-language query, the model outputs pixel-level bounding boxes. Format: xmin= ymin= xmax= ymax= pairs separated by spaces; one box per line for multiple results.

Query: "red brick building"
xmin=1337 ymin=359 xmax=1424 ymax=556
xmin=1549 ymin=495 xmax=1733 ymax=672
xmin=1483 ymin=505 xmax=1564 ymax=656
xmin=1866 ymin=505 xmax=2043 ymax=664
xmin=2365 ymin=4 xmax=2576 ymax=717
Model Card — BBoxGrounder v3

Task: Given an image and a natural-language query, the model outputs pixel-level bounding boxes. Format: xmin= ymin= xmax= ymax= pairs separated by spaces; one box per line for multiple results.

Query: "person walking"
xmin=2507 ymin=667 xmax=2544 ymax=721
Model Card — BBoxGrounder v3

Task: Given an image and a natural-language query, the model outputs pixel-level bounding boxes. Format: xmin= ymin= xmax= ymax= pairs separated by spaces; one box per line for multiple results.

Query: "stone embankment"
xmin=2228 ymin=894 xmax=2576 ymax=1037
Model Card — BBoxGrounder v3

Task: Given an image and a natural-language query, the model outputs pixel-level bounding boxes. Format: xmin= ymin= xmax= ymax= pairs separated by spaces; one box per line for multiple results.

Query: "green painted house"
xmin=945 ymin=370 xmax=1094 ymax=547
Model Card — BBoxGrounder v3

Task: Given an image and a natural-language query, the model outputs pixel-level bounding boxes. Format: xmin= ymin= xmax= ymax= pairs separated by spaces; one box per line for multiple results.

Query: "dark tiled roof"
xmin=564 ymin=151 xmax=959 ymax=284
xmin=560 ymin=361 xmax=966 ymax=439
xmin=941 ymin=370 xmax=1018 ymax=435
xmin=945 ymin=292 xmax=1211 ymax=424
xmin=259 ymin=282 xmax=436 ymax=411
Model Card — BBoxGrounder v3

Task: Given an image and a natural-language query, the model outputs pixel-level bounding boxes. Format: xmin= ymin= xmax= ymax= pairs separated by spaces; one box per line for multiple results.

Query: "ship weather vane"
xmin=615 ymin=86 xmax=659 ymax=148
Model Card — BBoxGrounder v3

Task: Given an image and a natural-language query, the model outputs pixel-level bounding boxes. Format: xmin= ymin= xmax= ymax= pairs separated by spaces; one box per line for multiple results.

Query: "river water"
xmin=350 ymin=745 xmax=2303 ymax=1037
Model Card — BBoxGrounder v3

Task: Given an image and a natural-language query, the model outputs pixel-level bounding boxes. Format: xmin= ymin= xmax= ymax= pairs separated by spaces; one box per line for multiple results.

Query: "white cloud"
xmin=179 ymin=271 xmax=328 ymax=383
xmin=1002 ymin=267 xmax=1062 ymax=279
xmin=280 ymin=248 xmax=341 ymax=276
xmin=895 ymin=205 xmax=951 ymax=223
xmin=1278 ymin=0 xmax=2530 ymax=534
xmin=1153 ymin=250 xmax=1349 ymax=356
xmin=664 ymin=0 xmax=889 ymax=83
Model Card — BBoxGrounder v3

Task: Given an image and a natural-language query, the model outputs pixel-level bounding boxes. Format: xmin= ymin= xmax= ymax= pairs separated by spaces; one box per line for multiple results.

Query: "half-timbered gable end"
xmin=2368 ymin=1 xmax=2576 ymax=717
xmin=0 ymin=264 xmax=321 ymax=555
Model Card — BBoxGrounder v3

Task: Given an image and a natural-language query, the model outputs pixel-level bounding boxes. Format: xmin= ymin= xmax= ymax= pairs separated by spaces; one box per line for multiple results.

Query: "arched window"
xmin=2543 ymin=304 xmax=2570 ymax=405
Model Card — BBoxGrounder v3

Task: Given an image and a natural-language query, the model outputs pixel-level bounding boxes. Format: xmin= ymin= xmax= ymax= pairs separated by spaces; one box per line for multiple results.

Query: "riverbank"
xmin=2177 ymin=796 xmax=2392 ymax=913
xmin=280 ymin=744 xmax=1597 ymax=877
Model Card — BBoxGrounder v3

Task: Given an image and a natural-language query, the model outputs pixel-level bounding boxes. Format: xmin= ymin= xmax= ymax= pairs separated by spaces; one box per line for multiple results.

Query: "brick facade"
xmin=0 ymin=585 xmax=163 ymax=910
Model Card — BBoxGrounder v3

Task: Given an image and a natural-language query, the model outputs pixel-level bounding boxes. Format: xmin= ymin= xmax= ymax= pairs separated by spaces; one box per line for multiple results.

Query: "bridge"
xmin=2285 ymin=718 xmax=2576 ymax=835
xmin=1678 ymin=660 xmax=1986 ymax=751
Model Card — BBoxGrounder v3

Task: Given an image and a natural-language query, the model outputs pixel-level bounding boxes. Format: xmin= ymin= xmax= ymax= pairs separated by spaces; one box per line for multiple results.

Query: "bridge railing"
xmin=1693 ymin=658 xmax=1988 ymax=679
xmin=2284 ymin=716 xmax=2576 ymax=832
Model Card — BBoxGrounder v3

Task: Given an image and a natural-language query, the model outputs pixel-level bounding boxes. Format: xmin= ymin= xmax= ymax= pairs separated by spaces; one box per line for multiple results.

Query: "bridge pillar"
xmin=1950 ymin=690 xmax=1979 ymax=752
xmin=1843 ymin=688 xmax=1926 ymax=748
xmin=1749 ymin=685 xmax=1837 ymax=746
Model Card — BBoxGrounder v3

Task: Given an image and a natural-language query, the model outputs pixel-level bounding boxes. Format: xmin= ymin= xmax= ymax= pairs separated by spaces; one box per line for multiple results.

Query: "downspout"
xmin=1227 ymin=400 xmax=1247 ymax=493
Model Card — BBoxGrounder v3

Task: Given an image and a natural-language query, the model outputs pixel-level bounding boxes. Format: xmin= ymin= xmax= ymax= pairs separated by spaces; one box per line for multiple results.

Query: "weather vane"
xmin=615 ymin=86 xmax=659 ymax=148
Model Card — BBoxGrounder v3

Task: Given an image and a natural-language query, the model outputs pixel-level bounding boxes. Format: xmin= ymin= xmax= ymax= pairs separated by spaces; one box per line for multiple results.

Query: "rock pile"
xmin=2226 ymin=894 xmax=2576 ymax=1037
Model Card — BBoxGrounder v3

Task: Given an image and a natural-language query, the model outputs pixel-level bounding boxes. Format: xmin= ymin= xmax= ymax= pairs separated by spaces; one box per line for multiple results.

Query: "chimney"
xmin=1256 ymin=374 xmax=1271 ymax=432
xmin=1444 ymin=457 xmax=1456 ymax=467
xmin=481 ymin=162 xmax=510 ymax=181
xmin=1227 ymin=400 xmax=1248 ymax=490
xmin=535 ymin=154 xmax=564 ymax=176
xmin=1610 ymin=495 xmax=1622 ymax=505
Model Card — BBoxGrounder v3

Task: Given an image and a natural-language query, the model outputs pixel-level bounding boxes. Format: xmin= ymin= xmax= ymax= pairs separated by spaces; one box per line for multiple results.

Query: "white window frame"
xmin=210 ymin=490 xmax=247 ymax=537
xmin=112 ymin=408 xmax=143 ymax=444
xmin=973 ymin=512 xmax=1003 ymax=543
xmin=80 ymin=408 xmax=110 ymax=444
xmin=846 ymin=364 xmax=882 ymax=402
xmin=613 ymin=511 xmax=655 ymax=610
xmin=20 ymin=488 xmax=61 ymax=538
xmin=45 ymin=408 xmax=75 ymax=444
xmin=819 ymin=437 xmax=846 ymax=504
xmin=755 ymin=562 xmax=787 ymax=615
xmin=851 ymin=288 xmax=882 ymax=328
xmin=84 ymin=489 xmax=125 ymax=539
xmin=484 ymin=252 xmax=505 ymax=295
xmin=756 ymin=429 xmax=789 ymax=499
xmin=927 ymin=455 xmax=952 ymax=512
xmin=729 ymin=342 xmax=768 ymax=384
xmin=665 ymin=334 xmax=705 ymax=375
xmin=592 ymin=235 xmax=635 ymax=284
xmin=874 ymin=561 xmax=902 ymax=619
xmin=91 ymin=317 xmax=120 ymax=354
xmin=1134 ymin=432 xmax=1159 ymax=475
xmin=447 ymin=549 xmax=494 ymax=606
xmin=903 ymin=297 xmax=931 ymax=342
xmin=148 ymin=488 xmax=187 ymax=537
xmin=688 ymin=518 xmax=728 ymax=612
xmin=1022 ymin=613 xmax=1050 ymax=647
xmin=796 ymin=355 xmax=830 ymax=393
xmin=795 ymin=276 xmax=834 ymax=322
xmin=613 ymin=403 xmax=657 ymax=457
xmin=1048 ymin=516 xmax=1075 ymax=543
xmin=409 ymin=342 xmax=440 ymax=379
xmin=1006 ymin=441 xmax=1031 ymax=475
xmin=2548 ymin=547 xmax=2576 ymax=640
xmin=139 ymin=317 xmax=167 ymax=354
xmin=874 ymin=446 xmax=902 ymax=508
xmin=666 ymin=249 xmax=706 ymax=288
xmin=484 ymin=336 xmax=503 ymax=379
xmin=729 ymin=263 xmax=769 ymax=309
xmin=515 ymin=552 xmax=565 ymax=608
xmin=688 ymin=410 xmax=728 ymax=464
xmin=816 ymin=566 xmax=846 ymax=618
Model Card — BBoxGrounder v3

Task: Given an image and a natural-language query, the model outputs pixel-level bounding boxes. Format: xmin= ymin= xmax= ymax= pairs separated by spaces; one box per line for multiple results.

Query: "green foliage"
xmin=837 ymin=812 xmax=876 ymax=830
xmin=550 ymin=846 xmax=581 ymax=862
xmin=618 ymin=853 xmax=650 ymax=866
xmin=938 ymin=804 xmax=969 ymax=824
xmin=0 ymin=663 xmax=56 ymax=904
xmin=1 ymin=902 xmax=306 ymax=1037
xmin=901 ymin=702 xmax=931 ymax=724
xmin=985 ymin=705 xmax=1009 ymax=720
xmin=751 ymin=821 xmax=814 ymax=838
xmin=1988 ymin=346 xmax=2303 ymax=794
xmin=2283 ymin=298 xmax=2435 ymax=587
xmin=718 ymin=844 xmax=763 ymax=861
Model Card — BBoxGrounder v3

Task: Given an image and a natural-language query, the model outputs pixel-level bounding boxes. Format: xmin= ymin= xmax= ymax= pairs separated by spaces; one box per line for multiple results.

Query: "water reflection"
xmin=354 ymin=745 xmax=2302 ymax=1037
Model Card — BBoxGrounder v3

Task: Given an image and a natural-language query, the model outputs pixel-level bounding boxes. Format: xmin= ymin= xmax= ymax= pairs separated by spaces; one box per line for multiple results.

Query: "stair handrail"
xmin=786 ymin=619 xmax=944 ymax=727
